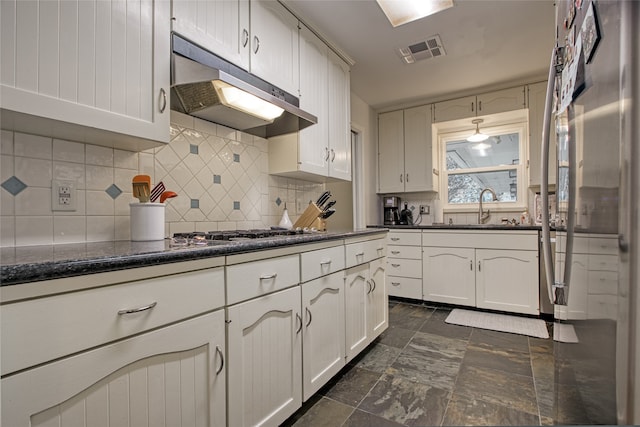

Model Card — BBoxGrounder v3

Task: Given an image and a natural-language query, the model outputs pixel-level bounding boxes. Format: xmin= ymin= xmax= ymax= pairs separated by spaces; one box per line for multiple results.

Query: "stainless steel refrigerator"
xmin=540 ymin=0 xmax=639 ymax=424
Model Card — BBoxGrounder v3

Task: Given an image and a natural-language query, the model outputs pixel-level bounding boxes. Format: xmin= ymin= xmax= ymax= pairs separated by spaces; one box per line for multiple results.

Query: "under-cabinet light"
xmin=212 ymin=81 xmax=285 ymax=122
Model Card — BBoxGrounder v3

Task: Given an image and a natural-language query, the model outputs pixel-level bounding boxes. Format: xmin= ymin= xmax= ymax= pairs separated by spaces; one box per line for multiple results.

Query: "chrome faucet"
xmin=478 ymin=188 xmax=498 ymax=224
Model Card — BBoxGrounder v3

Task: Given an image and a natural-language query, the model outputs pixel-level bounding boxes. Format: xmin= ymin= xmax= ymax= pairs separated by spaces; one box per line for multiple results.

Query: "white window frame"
xmin=435 ymin=110 xmax=530 ymax=213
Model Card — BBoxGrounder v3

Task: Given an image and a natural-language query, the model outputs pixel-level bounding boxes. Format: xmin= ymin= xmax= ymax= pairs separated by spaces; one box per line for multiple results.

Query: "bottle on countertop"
xmin=400 ymin=203 xmax=413 ymax=225
xmin=521 ymin=209 xmax=530 ymax=225
xmin=279 ymin=203 xmax=293 ymax=229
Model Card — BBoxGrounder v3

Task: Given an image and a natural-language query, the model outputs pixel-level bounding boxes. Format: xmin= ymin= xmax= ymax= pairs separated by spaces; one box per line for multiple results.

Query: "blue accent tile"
xmin=233 ymin=153 xmax=240 ymax=162
xmin=190 ymin=144 xmax=199 ymax=154
xmin=191 ymin=199 xmax=199 ymax=209
xmin=1 ymin=176 xmax=27 ymax=196
xmin=105 ymin=184 xmax=122 ymax=199
xmin=213 ymin=174 xmax=221 ymax=184
xmin=275 ymin=197 xmax=282 ymax=206
xmin=233 ymin=201 xmax=240 ymax=210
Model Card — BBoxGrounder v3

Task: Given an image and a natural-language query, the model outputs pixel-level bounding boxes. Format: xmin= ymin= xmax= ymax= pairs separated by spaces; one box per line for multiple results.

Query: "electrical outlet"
xmin=419 ymin=205 xmax=430 ymax=215
xmin=52 ymin=179 xmax=77 ymax=211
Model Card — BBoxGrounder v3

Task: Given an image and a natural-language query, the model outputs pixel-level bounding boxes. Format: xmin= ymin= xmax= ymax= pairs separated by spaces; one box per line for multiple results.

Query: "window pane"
xmin=448 ymin=170 xmax=518 ymax=203
xmin=446 ymin=132 xmax=520 ymax=171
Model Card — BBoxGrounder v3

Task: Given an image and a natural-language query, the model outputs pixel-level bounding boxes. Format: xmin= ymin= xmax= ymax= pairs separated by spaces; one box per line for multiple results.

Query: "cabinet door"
xmin=301 ymin=271 xmax=345 ymax=401
xmin=327 ymin=50 xmax=352 ymax=181
xmin=249 ymin=0 xmax=299 ymax=96
xmin=433 ymin=95 xmax=475 ymax=122
xmin=227 ymin=286 xmax=302 ymax=427
xmin=554 ymin=253 xmax=588 ymax=320
xmin=423 ymin=247 xmax=476 ymax=306
xmin=171 ymin=0 xmax=250 ymax=69
xmin=527 ymin=81 xmax=556 ymax=187
xmin=368 ymin=257 xmax=388 ymax=338
xmin=344 ymin=264 xmax=370 ymax=362
xmin=0 ymin=0 xmax=170 ymax=148
xmin=2 ymin=310 xmax=226 ymax=427
xmin=404 ymin=104 xmax=437 ymax=192
xmin=298 ymin=24 xmax=329 ymax=176
xmin=476 ymin=249 xmax=539 ymax=315
xmin=378 ymin=110 xmax=405 ymax=193
xmin=477 ymin=86 xmax=526 ymax=116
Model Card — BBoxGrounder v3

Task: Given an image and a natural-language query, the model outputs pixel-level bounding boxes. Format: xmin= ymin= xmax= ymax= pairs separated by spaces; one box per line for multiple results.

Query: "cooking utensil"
xmin=159 ymin=190 xmax=178 ymax=203
xmin=150 ymin=181 xmax=165 ymax=202
xmin=316 ymin=191 xmax=331 ymax=208
xmin=132 ymin=175 xmax=151 ymax=203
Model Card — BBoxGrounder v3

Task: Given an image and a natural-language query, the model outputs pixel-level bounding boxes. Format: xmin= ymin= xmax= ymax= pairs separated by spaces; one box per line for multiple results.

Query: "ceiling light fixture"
xmin=467 ymin=119 xmax=490 ymax=143
xmin=376 ymin=0 xmax=454 ymax=27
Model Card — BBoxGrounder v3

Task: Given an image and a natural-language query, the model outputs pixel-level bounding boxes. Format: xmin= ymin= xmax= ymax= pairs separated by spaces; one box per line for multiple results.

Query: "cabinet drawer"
xmin=345 ymin=238 xmax=386 ymax=267
xmin=388 ymin=231 xmax=421 ymax=246
xmin=301 ymin=245 xmax=345 ymax=282
xmin=589 ymin=237 xmax=618 ymax=255
xmin=388 ymin=245 xmax=421 ymax=260
xmin=226 ymin=254 xmax=300 ymax=305
xmin=1 ymin=268 xmax=224 ymax=376
xmin=422 ymin=230 xmax=538 ymax=250
xmin=588 ymin=270 xmax=618 ymax=295
xmin=588 ymin=254 xmax=618 ymax=271
xmin=387 ymin=276 xmax=422 ymax=300
xmin=387 ymin=258 xmax=422 ymax=278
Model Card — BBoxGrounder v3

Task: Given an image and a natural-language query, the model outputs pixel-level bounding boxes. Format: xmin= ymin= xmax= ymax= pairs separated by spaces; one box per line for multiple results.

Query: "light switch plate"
xmin=52 ymin=179 xmax=77 ymax=211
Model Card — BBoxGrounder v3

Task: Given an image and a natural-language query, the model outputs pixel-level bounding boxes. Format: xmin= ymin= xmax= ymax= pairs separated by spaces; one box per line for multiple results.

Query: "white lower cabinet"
xmin=226 ymin=286 xmax=302 ymax=427
xmin=387 ymin=230 xmax=423 ymax=299
xmin=344 ymin=257 xmax=388 ymax=363
xmin=2 ymin=310 xmax=226 ymax=427
xmin=422 ymin=230 xmax=540 ymax=315
xmin=301 ymin=270 xmax=346 ymax=401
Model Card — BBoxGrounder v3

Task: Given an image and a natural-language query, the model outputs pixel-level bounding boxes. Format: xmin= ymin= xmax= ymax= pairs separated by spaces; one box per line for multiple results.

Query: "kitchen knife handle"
xmin=215 ymin=345 xmax=224 ymax=375
xmin=117 ymin=301 xmax=157 ymax=315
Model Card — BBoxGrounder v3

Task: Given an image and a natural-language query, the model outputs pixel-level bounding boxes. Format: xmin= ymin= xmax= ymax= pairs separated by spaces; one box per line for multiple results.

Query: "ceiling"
xmin=282 ymin=0 xmax=556 ymax=111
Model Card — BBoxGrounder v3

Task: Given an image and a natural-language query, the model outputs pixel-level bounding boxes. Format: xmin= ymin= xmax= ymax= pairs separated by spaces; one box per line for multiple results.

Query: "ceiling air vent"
xmin=398 ymin=35 xmax=446 ymax=64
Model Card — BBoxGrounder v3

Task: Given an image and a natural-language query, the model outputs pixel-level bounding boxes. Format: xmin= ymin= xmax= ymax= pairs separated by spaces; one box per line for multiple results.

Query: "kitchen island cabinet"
xmin=0 ymin=0 xmax=170 ymax=150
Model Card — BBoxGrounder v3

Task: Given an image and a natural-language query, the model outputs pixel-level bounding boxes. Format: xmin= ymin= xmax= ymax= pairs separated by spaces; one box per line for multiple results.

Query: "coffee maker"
xmin=383 ymin=196 xmax=401 ymax=225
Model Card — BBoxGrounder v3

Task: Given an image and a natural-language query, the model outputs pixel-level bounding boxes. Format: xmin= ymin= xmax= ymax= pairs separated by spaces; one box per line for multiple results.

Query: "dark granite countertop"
xmin=0 ymin=229 xmax=387 ymax=286
xmin=368 ymin=224 xmax=543 ymax=231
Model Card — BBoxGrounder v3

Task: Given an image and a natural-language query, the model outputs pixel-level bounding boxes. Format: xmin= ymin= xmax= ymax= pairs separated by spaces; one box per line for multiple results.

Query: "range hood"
xmin=171 ymin=34 xmax=317 ymax=138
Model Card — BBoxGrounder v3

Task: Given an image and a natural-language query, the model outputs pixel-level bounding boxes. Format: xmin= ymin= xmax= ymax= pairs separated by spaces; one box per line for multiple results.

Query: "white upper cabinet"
xmin=269 ymin=27 xmax=351 ymax=182
xmin=0 ymin=0 xmax=170 ymax=150
xmin=378 ymin=105 xmax=437 ymax=193
xmin=171 ymin=0 xmax=250 ymax=69
xmin=433 ymin=86 xmax=527 ymax=122
xmin=172 ymin=0 xmax=299 ymax=96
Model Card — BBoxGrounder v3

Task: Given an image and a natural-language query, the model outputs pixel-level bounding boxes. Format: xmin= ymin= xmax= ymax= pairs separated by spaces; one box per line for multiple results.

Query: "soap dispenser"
xmin=279 ymin=203 xmax=293 ymax=229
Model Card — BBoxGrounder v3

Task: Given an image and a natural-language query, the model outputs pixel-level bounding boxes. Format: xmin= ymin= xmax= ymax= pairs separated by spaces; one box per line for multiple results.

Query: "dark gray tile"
xmin=454 ymin=364 xmax=538 ymax=415
xmin=469 ymin=328 xmax=530 ymax=354
xmin=355 ymin=343 xmax=402 ymax=373
xmin=463 ymin=343 xmax=533 ymax=377
xmin=420 ymin=309 xmax=472 ymax=341
xmin=442 ymin=393 xmax=540 ymax=426
xmin=321 ymin=365 xmax=381 ymax=407
xmin=358 ymin=374 xmax=449 ymax=426
xmin=531 ymin=352 xmax=555 ymax=419
xmin=282 ymin=396 xmax=354 ymax=427
xmin=387 ymin=331 xmax=466 ymax=390
xmin=378 ymin=326 xmax=416 ymax=349
xmin=388 ymin=303 xmax=432 ymax=331
xmin=343 ymin=409 xmax=407 ymax=427
xmin=529 ymin=336 xmax=553 ymax=355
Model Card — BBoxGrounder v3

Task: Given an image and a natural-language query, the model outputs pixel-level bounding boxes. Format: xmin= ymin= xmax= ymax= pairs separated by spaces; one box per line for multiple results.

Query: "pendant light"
xmin=467 ymin=119 xmax=489 ymax=143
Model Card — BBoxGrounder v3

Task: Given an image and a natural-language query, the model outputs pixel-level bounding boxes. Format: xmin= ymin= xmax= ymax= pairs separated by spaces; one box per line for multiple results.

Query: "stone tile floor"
xmin=282 ymin=299 xmax=556 ymax=427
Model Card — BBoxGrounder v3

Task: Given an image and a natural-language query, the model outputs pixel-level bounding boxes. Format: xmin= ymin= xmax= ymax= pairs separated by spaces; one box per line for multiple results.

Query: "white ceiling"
xmin=282 ymin=0 xmax=556 ymax=111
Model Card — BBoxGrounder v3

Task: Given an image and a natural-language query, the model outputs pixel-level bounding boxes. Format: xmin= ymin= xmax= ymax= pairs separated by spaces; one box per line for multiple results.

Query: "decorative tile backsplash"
xmin=1 ymin=114 xmax=325 ymax=247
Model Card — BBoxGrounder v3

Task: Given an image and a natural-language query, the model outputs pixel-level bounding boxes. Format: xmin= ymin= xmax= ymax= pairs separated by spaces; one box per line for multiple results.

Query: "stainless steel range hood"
xmin=171 ymin=34 xmax=316 ymax=138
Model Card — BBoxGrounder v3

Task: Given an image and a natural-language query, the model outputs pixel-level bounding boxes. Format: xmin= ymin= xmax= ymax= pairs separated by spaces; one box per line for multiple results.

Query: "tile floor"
xmin=282 ymin=299 xmax=556 ymax=427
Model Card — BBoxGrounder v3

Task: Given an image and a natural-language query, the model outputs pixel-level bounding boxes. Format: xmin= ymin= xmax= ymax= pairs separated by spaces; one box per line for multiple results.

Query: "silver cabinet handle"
xmin=478 ymin=261 xmax=481 ymax=272
xmin=253 ymin=35 xmax=260 ymax=54
xmin=391 ymin=282 xmax=400 ymax=286
xmin=242 ymin=29 xmax=249 ymax=47
xmin=400 ymin=174 xmax=403 ymax=183
xmin=331 ymin=148 xmax=336 ymax=162
xmin=406 ymin=173 xmax=409 ymax=182
xmin=390 ymin=237 xmax=400 ymax=241
xmin=296 ymin=312 xmax=302 ymax=334
xmin=305 ymin=307 xmax=312 ymax=327
xmin=259 ymin=273 xmax=277 ymax=280
xmin=371 ymin=278 xmax=376 ymax=292
xmin=215 ymin=345 xmax=224 ymax=375
xmin=118 ymin=301 xmax=157 ymax=315
xmin=391 ymin=263 xmax=400 ymax=268
xmin=478 ymin=100 xmax=482 ymax=111
xmin=355 ymin=252 xmax=365 ymax=257
xmin=320 ymin=260 xmax=332 ymax=266
xmin=471 ymin=101 xmax=475 ymax=112
xmin=324 ymin=147 xmax=330 ymax=161
xmin=366 ymin=280 xmax=373 ymax=294
xmin=159 ymin=88 xmax=167 ymax=113
xmin=470 ymin=260 xmax=473 ymax=270
xmin=391 ymin=250 xmax=400 ymax=255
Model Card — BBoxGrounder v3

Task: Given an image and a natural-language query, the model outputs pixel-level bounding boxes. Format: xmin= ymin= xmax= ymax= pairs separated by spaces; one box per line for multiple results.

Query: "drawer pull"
xmin=259 ymin=273 xmax=278 ymax=280
xmin=320 ymin=260 xmax=332 ymax=266
xmin=391 ymin=263 xmax=400 ymax=268
xmin=117 ymin=301 xmax=157 ymax=315
xmin=391 ymin=251 xmax=400 ymax=255
xmin=356 ymin=252 xmax=365 ymax=257
xmin=390 ymin=237 xmax=400 ymax=241
xmin=391 ymin=282 xmax=401 ymax=286
xmin=215 ymin=345 xmax=224 ymax=375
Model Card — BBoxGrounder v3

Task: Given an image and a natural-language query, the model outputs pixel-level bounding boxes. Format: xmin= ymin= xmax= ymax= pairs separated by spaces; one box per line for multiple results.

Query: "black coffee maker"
xmin=383 ymin=196 xmax=401 ymax=225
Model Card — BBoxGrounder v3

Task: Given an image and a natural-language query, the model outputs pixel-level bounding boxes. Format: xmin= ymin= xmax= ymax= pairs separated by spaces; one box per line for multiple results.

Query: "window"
xmin=437 ymin=113 xmax=528 ymax=211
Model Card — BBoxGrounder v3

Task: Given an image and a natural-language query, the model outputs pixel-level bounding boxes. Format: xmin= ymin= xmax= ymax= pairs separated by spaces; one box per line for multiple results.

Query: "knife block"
xmin=293 ymin=203 xmax=322 ymax=229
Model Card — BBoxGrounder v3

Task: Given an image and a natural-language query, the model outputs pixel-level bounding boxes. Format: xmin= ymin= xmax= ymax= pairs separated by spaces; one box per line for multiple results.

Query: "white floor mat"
xmin=553 ymin=322 xmax=579 ymax=343
xmin=445 ymin=308 xmax=550 ymax=339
